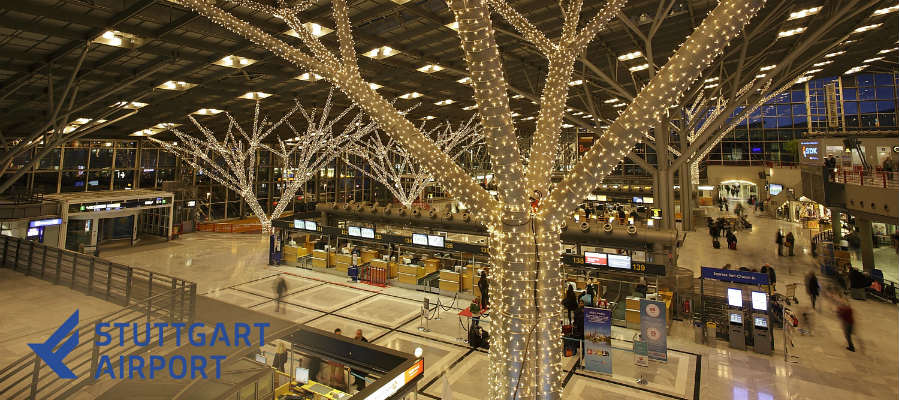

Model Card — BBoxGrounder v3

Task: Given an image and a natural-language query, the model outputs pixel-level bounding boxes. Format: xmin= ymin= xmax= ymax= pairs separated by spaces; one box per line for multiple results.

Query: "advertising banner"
xmin=640 ymin=299 xmax=668 ymax=362
xmin=583 ymin=307 xmax=612 ymax=374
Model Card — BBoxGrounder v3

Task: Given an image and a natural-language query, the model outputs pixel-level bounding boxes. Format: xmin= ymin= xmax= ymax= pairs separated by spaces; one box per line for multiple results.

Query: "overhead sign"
xmin=29 ymin=218 xmax=62 ymax=228
xmin=701 ymin=267 xmax=770 ymax=285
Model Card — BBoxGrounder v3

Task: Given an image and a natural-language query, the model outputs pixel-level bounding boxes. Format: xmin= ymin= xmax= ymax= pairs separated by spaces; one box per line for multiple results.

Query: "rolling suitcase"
xmin=713 ymin=239 xmax=721 ymax=249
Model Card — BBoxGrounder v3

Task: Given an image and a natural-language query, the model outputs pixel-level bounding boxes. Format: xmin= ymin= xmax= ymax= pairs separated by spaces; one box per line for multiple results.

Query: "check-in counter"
xmin=283 ymin=245 xmax=301 ymax=264
xmin=439 ymin=269 xmax=461 ymax=292
xmin=311 ymin=249 xmax=331 ymax=269
xmin=423 ymin=258 xmax=440 ymax=275
xmin=360 ymin=249 xmax=379 ymax=264
xmin=625 ymin=297 xmax=642 ymax=329
xmin=398 ymin=263 xmax=423 ymax=285
xmin=461 ymin=265 xmax=476 ymax=291
xmin=334 ymin=253 xmax=353 ymax=273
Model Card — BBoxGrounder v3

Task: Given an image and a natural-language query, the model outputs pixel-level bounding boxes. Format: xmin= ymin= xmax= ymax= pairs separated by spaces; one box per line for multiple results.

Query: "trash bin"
xmin=693 ymin=320 xmax=705 ymax=344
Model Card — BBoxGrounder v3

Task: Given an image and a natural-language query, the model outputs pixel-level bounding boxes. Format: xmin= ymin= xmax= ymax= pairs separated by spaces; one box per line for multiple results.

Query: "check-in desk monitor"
xmin=751 ymin=291 xmax=772 ymax=355
xmin=727 ymin=288 xmax=746 ymax=350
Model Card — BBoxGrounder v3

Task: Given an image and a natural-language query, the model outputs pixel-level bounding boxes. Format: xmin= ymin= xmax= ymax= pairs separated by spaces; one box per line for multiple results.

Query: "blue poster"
xmin=583 ymin=307 xmax=612 ymax=374
xmin=640 ymin=299 xmax=668 ymax=362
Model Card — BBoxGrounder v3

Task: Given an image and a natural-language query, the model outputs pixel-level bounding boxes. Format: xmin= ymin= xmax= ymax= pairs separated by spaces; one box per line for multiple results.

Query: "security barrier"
xmin=360 ymin=263 xmax=388 ymax=287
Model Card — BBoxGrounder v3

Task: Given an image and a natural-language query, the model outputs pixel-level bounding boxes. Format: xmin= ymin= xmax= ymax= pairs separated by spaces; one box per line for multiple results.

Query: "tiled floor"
xmin=6 ymin=226 xmax=896 ymax=399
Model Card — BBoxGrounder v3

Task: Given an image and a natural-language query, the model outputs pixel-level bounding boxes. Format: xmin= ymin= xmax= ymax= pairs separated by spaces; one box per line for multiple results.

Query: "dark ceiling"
xmin=0 ymin=0 xmax=896 ymax=142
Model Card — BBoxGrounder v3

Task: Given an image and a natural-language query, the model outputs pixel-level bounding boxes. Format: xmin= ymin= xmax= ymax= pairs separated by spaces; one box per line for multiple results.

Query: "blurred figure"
xmin=836 ymin=298 xmax=856 ymax=352
xmin=273 ymin=342 xmax=288 ymax=373
xmin=776 ymin=229 xmax=784 ymax=256
xmin=478 ymin=270 xmax=489 ymax=309
xmin=274 ymin=276 xmax=288 ymax=312
xmin=352 ymin=330 xmax=368 ymax=391
xmin=806 ymin=271 xmax=820 ymax=310
xmin=786 ymin=232 xmax=796 ymax=256
xmin=563 ymin=284 xmax=578 ymax=324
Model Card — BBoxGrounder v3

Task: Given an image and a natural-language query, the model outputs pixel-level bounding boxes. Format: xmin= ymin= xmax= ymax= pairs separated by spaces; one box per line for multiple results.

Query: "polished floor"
xmin=3 ymin=211 xmax=897 ymax=399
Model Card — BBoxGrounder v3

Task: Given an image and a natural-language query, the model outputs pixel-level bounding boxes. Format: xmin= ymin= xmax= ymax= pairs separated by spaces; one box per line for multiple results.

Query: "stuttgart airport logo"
xmin=31 ymin=310 xmax=269 ymax=380
xmin=29 ymin=310 xmax=80 ymax=379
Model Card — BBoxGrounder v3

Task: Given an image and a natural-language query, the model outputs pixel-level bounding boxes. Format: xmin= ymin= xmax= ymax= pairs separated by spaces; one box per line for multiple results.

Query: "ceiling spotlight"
xmin=399 ymin=92 xmax=423 ymax=99
xmin=434 ymin=99 xmax=455 ymax=106
xmin=704 ymin=76 xmax=720 ymax=83
xmin=457 ymin=77 xmax=471 ymax=84
xmin=422 ymin=115 xmax=436 ymax=120
xmin=824 ymin=51 xmax=845 ymax=58
xmin=863 ymin=56 xmax=884 ymax=63
xmin=759 ymin=64 xmax=776 ymax=71
xmin=445 ymin=21 xmax=459 ymax=31
xmin=296 ymin=72 xmax=322 ymax=81
xmin=462 ymin=105 xmax=477 ymax=111
xmin=603 ymin=98 xmax=619 ymax=104
xmin=368 ymin=82 xmax=383 ymax=90
xmin=812 ymin=60 xmax=833 ymax=67
xmin=568 ymin=79 xmax=584 ymax=86
xmin=238 ymin=91 xmax=271 ymax=100
xmin=192 ymin=108 xmax=223 ymax=115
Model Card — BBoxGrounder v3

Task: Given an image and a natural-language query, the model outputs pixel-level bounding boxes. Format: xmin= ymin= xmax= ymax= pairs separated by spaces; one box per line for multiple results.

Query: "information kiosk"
xmin=751 ymin=291 xmax=772 ymax=355
xmin=727 ymin=288 xmax=746 ymax=350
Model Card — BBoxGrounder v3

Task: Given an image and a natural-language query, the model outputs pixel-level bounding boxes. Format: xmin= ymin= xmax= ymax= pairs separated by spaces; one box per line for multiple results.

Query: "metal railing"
xmin=831 ymin=168 xmax=899 ymax=189
xmin=0 ymin=235 xmax=197 ymax=400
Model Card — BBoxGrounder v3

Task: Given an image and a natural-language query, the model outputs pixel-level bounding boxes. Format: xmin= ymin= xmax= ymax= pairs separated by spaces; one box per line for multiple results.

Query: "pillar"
xmin=653 ymin=122 xmax=676 ymax=230
xmin=830 ymin=207 xmax=842 ymax=244
xmin=857 ymin=217 xmax=875 ymax=272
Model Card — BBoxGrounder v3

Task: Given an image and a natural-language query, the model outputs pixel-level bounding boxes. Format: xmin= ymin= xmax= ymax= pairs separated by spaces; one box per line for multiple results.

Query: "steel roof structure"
xmin=0 ymin=0 xmax=896 ymax=141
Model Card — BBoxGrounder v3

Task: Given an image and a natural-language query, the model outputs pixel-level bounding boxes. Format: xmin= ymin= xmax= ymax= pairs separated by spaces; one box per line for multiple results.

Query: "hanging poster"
xmin=583 ymin=307 xmax=612 ymax=374
xmin=640 ymin=299 xmax=668 ymax=362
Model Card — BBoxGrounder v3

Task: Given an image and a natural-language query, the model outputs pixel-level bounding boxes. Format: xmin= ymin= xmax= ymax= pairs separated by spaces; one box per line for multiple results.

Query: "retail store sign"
xmin=701 ymin=267 xmax=769 ymax=285
xmin=363 ymin=358 xmax=423 ymax=400
xmin=29 ymin=218 xmax=62 ymax=228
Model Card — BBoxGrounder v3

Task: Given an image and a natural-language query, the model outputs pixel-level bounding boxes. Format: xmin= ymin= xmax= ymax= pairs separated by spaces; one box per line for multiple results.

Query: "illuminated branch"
xmin=485 ymin=0 xmax=555 ymax=56
xmin=346 ymin=115 xmax=483 ymax=207
xmin=150 ymin=91 xmax=373 ymax=232
xmin=331 ymin=0 xmax=358 ymax=75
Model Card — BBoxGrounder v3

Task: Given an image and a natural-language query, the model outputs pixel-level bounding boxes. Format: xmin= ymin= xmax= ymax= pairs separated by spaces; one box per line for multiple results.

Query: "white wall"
xmin=706 ymin=165 xmax=803 ymax=198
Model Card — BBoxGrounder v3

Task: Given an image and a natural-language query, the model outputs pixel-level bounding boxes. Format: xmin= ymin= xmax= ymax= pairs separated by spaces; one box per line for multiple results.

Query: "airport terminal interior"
xmin=0 ymin=0 xmax=897 ymax=399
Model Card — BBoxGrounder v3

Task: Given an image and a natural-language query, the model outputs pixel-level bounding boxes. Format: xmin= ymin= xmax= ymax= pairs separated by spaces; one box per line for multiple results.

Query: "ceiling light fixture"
xmin=296 ymin=72 xmax=322 ymax=81
xmin=863 ymin=56 xmax=884 ymax=63
xmin=844 ymin=65 xmax=868 ymax=75
xmin=777 ymin=27 xmax=806 ymax=38
xmin=788 ymin=6 xmax=822 ymax=20
xmin=812 ymin=60 xmax=832 ymax=67
xmin=759 ymin=64 xmax=776 ymax=71
xmin=824 ymin=51 xmax=845 ymax=58
xmin=192 ymin=108 xmax=224 ymax=115
xmin=363 ymin=46 xmax=399 ymax=59
xmin=629 ymin=64 xmax=649 ymax=72
xmin=617 ymin=51 xmax=643 ymax=61
xmin=457 ymin=77 xmax=471 ymax=84
xmin=852 ymin=23 xmax=882 ymax=34
xmin=417 ymin=64 xmax=444 ymax=73
xmin=214 ymin=55 xmax=256 ymax=68
xmin=603 ymin=98 xmax=619 ymax=104
xmin=285 ymin=22 xmax=333 ymax=38
xmin=399 ymin=92 xmax=423 ymax=99
xmin=434 ymin=99 xmax=455 ymax=106
xmin=156 ymin=80 xmax=196 ymax=91
xmin=111 ymin=101 xmax=148 ymax=109
xmin=238 ymin=91 xmax=271 ymax=100
xmin=462 ymin=105 xmax=477 ymax=111
xmin=872 ymin=5 xmax=899 ymax=15
xmin=568 ymin=79 xmax=584 ymax=86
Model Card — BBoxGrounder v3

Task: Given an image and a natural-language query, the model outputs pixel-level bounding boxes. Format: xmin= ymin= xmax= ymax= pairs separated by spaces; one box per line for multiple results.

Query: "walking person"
xmin=273 ymin=342 xmax=288 ymax=373
xmin=352 ymin=330 xmax=369 ymax=391
xmin=765 ymin=264 xmax=777 ymax=291
xmin=836 ymin=298 xmax=856 ymax=352
xmin=478 ymin=270 xmax=489 ymax=309
xmin=786 ymin=232 xmax=796 ymax=256
xmin=563 ymin=284 xmax=578 ymax=325
xmin=274 ymin=276 xmax=288 ymax=312
xmin=776 ymin=229 xmax=784 ymax=256
xmin=806 ymin=272 xmax=820 ymax=310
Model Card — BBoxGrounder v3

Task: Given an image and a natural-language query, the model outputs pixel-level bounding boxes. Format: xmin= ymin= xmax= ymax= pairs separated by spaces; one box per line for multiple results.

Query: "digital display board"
xmin=304 ymin=221 xmax=317 ymax=231
xmin=607 ymin=254 xmax=631 ymax=269
xmin=754 ymin=317 xmax=767 ymax=328
xmin=186 ymin=200 xmax=196 ymax=207
xmin=727 ymin=288 xmax=743 ymax=307
xmin=293 ymin=219 xmax=303 ymax=229
xmin=729 ymin=313 xmax=743 ymax=324
xmin=584 ymin=252 xmax=607 ymax=266
xmin=751 ymin=291 xmax=767 ymax=311
xmin=360 ymin=227 xmax=375 ymax=239
xmin=427 ymin=235 xmax=445 ymax=248
xmin=412 ymin=234 xmax=428 ymax=245
xmin=348 ymin=226 xmax=361 ymax=237
xmin=632 ymin=196 xmax=643 ymax=203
